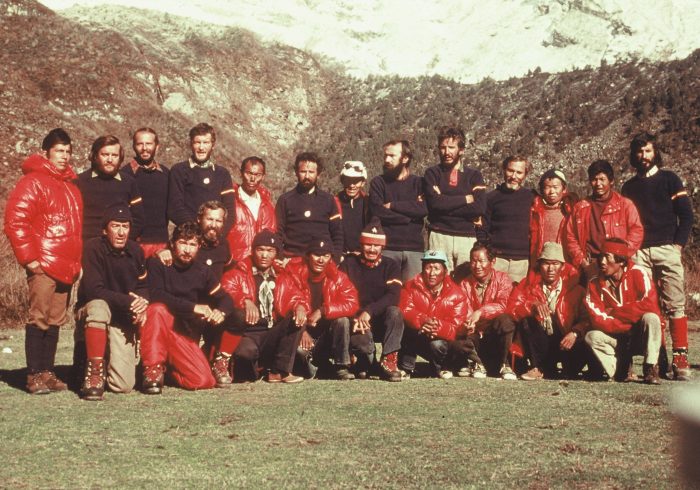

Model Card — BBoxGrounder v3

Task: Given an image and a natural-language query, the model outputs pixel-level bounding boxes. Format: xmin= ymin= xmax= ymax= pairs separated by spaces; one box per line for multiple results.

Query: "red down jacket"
xmin=226 ymin=184 xmax=276 ymax=263
xmin=459 ymin=270 xmax=513 ymax=320
xmin=4 ymin=154 xmax=83 ymax=284
xmin=274 ymin=259 xmax=359 ymax=320
xmin=221 ymin=256 xmax=284 ymax=313
xmin=400 ymin=274 xmax=467 ymax=341
xmin=584 ymin=262 xmax=661 ymax=335
xmin=507 ymin=263 xmax=589 ymax=336
xmin=529 ymin=194 xmax=577 ymax=266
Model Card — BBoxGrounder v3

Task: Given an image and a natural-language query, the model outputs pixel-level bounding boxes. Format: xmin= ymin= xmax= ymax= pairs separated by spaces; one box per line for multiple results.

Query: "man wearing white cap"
xmin=336 ymin=160 xmax=369 ymax=256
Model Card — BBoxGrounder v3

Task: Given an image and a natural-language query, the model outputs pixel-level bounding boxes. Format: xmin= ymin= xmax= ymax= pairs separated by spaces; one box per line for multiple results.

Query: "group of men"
xmin=3 ymin=123 xmax=693 ymax=399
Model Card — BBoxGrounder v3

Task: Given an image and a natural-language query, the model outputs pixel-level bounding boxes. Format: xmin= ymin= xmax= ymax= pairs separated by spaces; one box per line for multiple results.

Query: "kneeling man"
xmin=398 ymin=250 xmax=467 ymax=379
xmin=585 ymin=238 xmax=663 ymax=384
xmin=217 ymin=230 xmax=303 ymax=384
xmin=508 ymin=242 xmax=590 ymax=380
xmin=78 ymin=205 xmax=149 ymax=400
xmin=141 ymin=222 xmax=234 ymax=393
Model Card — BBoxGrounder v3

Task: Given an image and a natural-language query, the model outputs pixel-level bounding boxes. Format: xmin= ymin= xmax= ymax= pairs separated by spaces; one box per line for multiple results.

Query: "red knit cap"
xmin=601 ymin=240 xmax=631 ymax=258
xmin=359 ymin=218 xmax=386 ymax=246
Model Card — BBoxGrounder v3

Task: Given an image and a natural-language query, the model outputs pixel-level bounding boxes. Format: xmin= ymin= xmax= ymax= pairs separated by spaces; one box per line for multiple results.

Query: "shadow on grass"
xmin=0 ymin=364 xmax=78 ymax=393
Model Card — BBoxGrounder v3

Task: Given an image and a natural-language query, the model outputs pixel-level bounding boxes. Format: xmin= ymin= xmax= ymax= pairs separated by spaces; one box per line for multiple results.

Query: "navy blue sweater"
xmin=482 ymin=185 xmax=535 ymax=260
xmin=336 ymin=191 xmax=368 ymax=253
xmin=340 ymin=255 xmax=401 ymax=317
xmin=368 ymin=174 xmax=427 ymax=252
xmin=622 ymin=168 xmax=694 ymax=247
xmin=120 ymin=161 xmax=170 ymax=243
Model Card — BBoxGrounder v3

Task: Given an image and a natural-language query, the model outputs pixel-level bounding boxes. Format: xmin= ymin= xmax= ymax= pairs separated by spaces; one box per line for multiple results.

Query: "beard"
xmin=203 ymin=226 xmax=222 ymax=245
xmin=135 ymin=152 xmax=155 ymax=166
xmin=383 ymin=162 xmax=406 ymax=181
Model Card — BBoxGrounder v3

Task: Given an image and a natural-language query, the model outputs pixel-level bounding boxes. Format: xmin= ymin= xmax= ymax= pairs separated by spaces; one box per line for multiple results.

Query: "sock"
xmin=24 ymin=324 xmax=43 ymax=374
xmin=218 ymin=331 xmax=241 ymax=356
xmin=670 ymin=316 xmax=689 ymax=352
xmin=84 ymin=326 xmax=107 ymax=359
xmin=42 ymin=326 xmax=60 ymax=371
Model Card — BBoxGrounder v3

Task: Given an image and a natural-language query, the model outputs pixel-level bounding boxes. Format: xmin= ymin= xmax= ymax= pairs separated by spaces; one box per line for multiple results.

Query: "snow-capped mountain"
xmin=40 ymin=0 xmax=700 ymax=82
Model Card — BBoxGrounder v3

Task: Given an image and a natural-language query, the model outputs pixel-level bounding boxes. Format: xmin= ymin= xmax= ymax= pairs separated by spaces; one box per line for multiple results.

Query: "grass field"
xmin=0 ymin=327 xmax=698 ymax=489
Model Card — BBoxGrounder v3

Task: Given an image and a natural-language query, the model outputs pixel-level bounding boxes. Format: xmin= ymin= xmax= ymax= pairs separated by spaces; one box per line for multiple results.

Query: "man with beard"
xmin=4 ymin=128 xmax=82 ymax=394
xmin=369 ymin=140 xmax=427 ymax=281
xmin=141 ymin=222 xmax=235 ymax=393
xmin=481 ymin=155 xmax=536 ymax=283
xmin=168 ymin=123 xmax=236 ymax=234
xmin=340 ymin=220 xmax=404 ymax=381
xmin=120 ymin=127 xmax=170 ymax=258
xmin=276 ymin=238 xmax=360 ymax=380
xmin=565 ymin=160 xmax=643 ymax=282
xmin=77 ymin=205 xmax=149 ymax=400
xmin=276 ymin=152 xmax=344 ymax=262
xmin=622 ymin=133 xmax=694 ymax=380
xmin=336 ymin=160 xmax=369 ymax=256
xmin=398 ymin=250 xmax=468 ymax=379
xmin=227 ymin=156 xmax=276 ymax=263
xmin=508 ymin=243 xmax=591 ymax=381
xmin=529 ymin=169 xmax=577 ymax=268
xmin=424 ymin=127 xmax=486 ymax=272
xmin=77 ymin=135 xmax=145 ymax=241
xmin=585 ymin=238 xmax=663 ymax=384
xmin=216 ymin=230 xmax=303 ymax=385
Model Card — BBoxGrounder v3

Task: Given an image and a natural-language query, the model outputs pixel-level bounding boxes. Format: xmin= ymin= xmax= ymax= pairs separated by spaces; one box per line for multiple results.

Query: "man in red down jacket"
xmin=508 ymin=242 xmax=591 ymax=381
xmin=275 ymin=238 xmax=359 ymax=380
xmin=226 ymin=156 xmax=276 ymax=263
xmin=4 ymin=128 xmax=83 ymax=394
xmin=584 ymin=238 xmax=663 ymax=384
xmin=398 ymin=250 xmax=468 ymax=379
xmin=216 ymin=230 xmax=303 ymax=384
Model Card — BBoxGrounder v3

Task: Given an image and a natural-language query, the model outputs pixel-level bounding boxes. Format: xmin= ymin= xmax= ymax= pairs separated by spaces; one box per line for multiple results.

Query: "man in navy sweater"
xmin=336 ymin=160 xmax=368 ymax=256
xmin=369 ymin=140 xmax=427 ymax=281
xmin=341 ymin=220 xmax=404 ymax=381
xmin=168 ymin=123 xmax=236 ymax=234
xmin=481 ymin=155 xmax=535 ymax=283
xmin=424 ymin=127 xmax=486 ymax=272
xmin=622 ymin=132 xmax=694 ymax=380
xmin=120 ymin=127 xmax=169 ymax=258
xmin=276 ymin=152 xmax=344 ymax=262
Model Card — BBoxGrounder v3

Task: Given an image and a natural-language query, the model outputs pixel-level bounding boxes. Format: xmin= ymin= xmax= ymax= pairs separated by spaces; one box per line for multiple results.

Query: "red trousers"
xmin=140 ymin=303 xmax=215 ymax=390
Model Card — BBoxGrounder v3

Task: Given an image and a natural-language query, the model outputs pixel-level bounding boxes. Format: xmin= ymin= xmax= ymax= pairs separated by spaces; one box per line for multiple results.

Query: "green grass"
xmin=0 ymin=328 xmax=696 ymax=489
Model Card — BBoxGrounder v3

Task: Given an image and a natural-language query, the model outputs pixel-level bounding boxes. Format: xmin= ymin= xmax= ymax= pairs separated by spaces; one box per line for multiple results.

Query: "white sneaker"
xmin=456 ymin=367 xmax=471 ymax=377
xmin=439 ymin=370 xmax=453 ymax=380
xmin=500 ymin=365 xmax=517 ymax=381
xmin=399 ymin=369 xmax=411 ymax=380
xmin=471 ymin=363 xmax=487 ymax=379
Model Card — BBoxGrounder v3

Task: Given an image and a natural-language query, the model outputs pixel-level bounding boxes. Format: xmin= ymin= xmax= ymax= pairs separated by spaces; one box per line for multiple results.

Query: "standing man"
xmin=4 ymin=128 xmax=83 ymax=394
xmin=168 ymin=123 xmax=236 ymax=234
xmin=77 ymin=205 xmax=149 ymax=400
xmin=585 ymin=239 xmax=663 ymax=384
xmin=622 ymin=133 xmax=694 ymax=380
xmin=227 ymin=156 xmax=276 ymax=263
xmin=529 ymin=169 xmax=577 ymax=268
xmin=424 ymin=128 xmax=486 ymax=272
xmin=398 ymin=250 xmax=468 ymax=379
xmin=565 ymin=160 xmax=644 ymax=282
xmin=508 ymin=243 xmax=591 ymax=381
xmin=340 ymin=220 xmax=404 ymax=381
xmin=141 ymin=222 xmax=234 ymax=393
xmin=275 ymin=152 xmax=344 ymax=262
xmin=275 ymin=238 xmax=359 ymax=380
xmin=120 ymin=127 xmax=170 ymax=258
xmin=369 ymin=140 xmax=427 ymax=281
xmin=482 ymin=155 xmax=536 ymax=283
xmin=457 ymin=243 xmax=516 ymax=380
xmin=336 ymin=160 xmax=369 ymax=256
xmin=77 ymin=135 xmax=145 ymax=241
xmin=218 ymin=230 xmax=303 ymax=384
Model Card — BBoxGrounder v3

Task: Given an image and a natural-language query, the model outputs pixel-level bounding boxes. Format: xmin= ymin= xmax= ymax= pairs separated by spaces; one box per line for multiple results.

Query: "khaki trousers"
xmin=27 ymin=271 xmax=71 ymax=330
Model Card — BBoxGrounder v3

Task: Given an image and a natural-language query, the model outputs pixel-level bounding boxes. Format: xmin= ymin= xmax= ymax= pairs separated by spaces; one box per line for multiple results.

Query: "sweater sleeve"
xmin=206 ymin=268 xmax=235 ymax=316
xmin=364 ymin=259 xmax=402 ymax=317
xmin=147 ymin=259 xmax=196 ymax=318
xmin=368 ymin=177 xmax=410 ymax=225
xmin=389 ymin=177 xmax=428 ymax=219
xmin=669 ymin=174 xmax=694 ymax=246
xmin=82 ymin=243 xmax=132 ymax=314
xmin=329 ymin=197 xmax=344 ymax=260
xmin=167 ymin=164 xmax=194 ymax=226
xmin=127 ymin=178 xmax=145 ymax=240
xmin=424 ymin=167 xmax=471 ymax=213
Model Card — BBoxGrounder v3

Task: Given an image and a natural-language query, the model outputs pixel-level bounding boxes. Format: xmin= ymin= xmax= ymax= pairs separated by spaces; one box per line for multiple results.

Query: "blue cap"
xmin=421 ymin=249 xmax=448 ymax=265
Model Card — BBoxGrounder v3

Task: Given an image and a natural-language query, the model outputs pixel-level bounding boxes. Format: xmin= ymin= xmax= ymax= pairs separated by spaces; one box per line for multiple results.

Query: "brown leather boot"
xmin=211 ymin=352 xmax=233 ymax=388
xmin=81 ymin=358 xmax=105 ymax=401
xmin=26 ymin=372 xmax=50 ymax=395
xmin=40 ymin=371 xmax=68 ymax=392
xmin=643 ymin=363 xmax=661 ymax=385
xmin=379 ymin=352 xmax=402 ymax=382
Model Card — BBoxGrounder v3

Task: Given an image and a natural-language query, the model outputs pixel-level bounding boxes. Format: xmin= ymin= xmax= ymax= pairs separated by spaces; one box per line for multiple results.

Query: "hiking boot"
xmin=439 ymin=370 xmax=453 ymax=380
xmin=379 ymin=352 xmax=402 ymax=382
xmin=471 ymin=363 xmax=487 ymax=379
xmin=623 ymin=364 xmax=639 ymax=383
xmin=142 ymin=364 xmax=165 ymax=394
xmin=211 ymin=352 xmax=233 ymax=388
xmin=335 ymin=366 xmax=356 ymax=380
xmin=40 ymin=371 xmax=68 ymax=392
xmin=643 ymin=363 xmax=661 ymax=385
xmin=500 ymin=365 xmax=517 ymax=381
xmin=26 ymin=372 xmax=50 ymax=395
xmin=672 ymin=350 xmax=692 ymax=381
xmin=521 ymin=367 xmax=544 ymax=381
xmin=399 ymin=369 xmax=411 ymax=380
xmin=81 ymin=358 xmax=105 ymax=401
xmin=266 ymin=372 xmax=282 ymax=383
xmin=281 ymin=373 xmax=304 ymax=384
